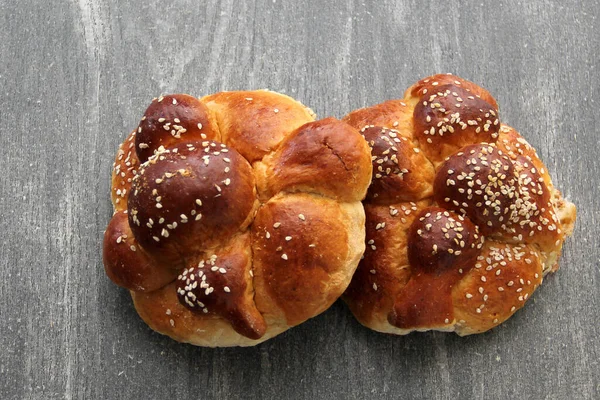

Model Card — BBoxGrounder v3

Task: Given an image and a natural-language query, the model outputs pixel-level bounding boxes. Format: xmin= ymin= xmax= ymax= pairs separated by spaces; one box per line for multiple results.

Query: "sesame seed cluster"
xmin=103 ymin=90 xmax=372 ymax=346
xmin=343 ymin=74 xmax=576 ymax=336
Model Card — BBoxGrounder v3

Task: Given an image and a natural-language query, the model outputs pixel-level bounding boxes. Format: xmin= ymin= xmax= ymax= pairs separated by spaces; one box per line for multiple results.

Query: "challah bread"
xmin=104 ymin=90 xmax=372 ymax=346
xmin=342 ymin=74 xmax=576 ymax=335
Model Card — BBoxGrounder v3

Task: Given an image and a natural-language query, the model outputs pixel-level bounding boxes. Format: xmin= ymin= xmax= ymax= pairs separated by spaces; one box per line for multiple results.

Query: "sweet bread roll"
xmin=104 ymin=91 xmax=372 ymax=346
xmin=342 ymin=74 xmax=576 ymax=335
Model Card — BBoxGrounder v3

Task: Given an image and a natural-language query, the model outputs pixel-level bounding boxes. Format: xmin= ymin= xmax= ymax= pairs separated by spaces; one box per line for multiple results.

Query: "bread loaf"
xmin=103 ymin=91 xmax=372 ymax=346
xmin=342 ymin=74 xmax=576 ymax=335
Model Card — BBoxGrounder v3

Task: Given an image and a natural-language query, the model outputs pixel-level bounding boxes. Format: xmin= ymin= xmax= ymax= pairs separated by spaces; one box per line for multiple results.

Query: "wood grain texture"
xmin=0 ymin=0 xmax=598 ymax=399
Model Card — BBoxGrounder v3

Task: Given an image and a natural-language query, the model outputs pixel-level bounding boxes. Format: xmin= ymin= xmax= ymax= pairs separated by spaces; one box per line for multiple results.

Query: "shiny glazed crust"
xmin=342 ymin=74 xmax=577 ymax=336
xmin=104 ymin=91 xmax=373 ymax=346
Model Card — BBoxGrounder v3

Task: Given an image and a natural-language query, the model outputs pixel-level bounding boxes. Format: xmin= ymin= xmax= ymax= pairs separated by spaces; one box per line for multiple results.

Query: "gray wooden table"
xmin=1 ymin=1 xmax=598 ymax=399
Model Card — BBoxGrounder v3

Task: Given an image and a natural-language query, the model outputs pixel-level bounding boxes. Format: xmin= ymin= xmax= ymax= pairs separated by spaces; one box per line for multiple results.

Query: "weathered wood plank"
xmin=0 ymin=0 xmax=597 ymax=399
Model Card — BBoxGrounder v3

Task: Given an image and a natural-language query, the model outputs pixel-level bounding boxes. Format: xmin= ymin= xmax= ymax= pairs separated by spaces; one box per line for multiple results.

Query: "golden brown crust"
xmin=451 ymin=241 xmax=543 ymax=335
xmin=343 ymin=200 xmax=428 ymax=330
xmin=343 ymin=100 xmax=413 ymax=139
xmin=359 ymin=126 xmax=434 ymax=204
xmin=135 ymin=94 xmax=220 ymax=162
xmin=103 ymin=90 xmax=370 ymax=346
xmin=409 ymin=80 xmax=500 ymax=165
xmin=103 ymin=211 xmax=178 ymax=292
xmin=175 ymin=233 xmax=266 ymax=340
xmin=405 ymin=74 xmax=498 ymax=109
xmin=389 ymin=207 xmax=483 ymax=329
xmin=432 ymin=141 xmax=560 ymax=249
xmin=110 ymin=131 xmax=139 ymax=212
xmin=252 ymin=193 xmax=364 ymax=326
xmin=256 ymin=117 xmax=372 ymax=202
xmin=201 ymin=90 xmax=315 ymax=162
xmin=128 ymin=141 xmax=258 ymax=264
xmin=132 ymin=281 xmax=287 ymax=347
xmin=433 ymin=143 xmax=516 ymax=235
xmin=343 ymin=74 xmax=577 ymax=336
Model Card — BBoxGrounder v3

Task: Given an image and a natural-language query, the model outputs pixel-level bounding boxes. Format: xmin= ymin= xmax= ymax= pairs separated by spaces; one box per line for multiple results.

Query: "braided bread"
xmin=103 ymin=91 xmax=372 ymax=346
xmin=342 ymin=74 xmax=576 ymax=335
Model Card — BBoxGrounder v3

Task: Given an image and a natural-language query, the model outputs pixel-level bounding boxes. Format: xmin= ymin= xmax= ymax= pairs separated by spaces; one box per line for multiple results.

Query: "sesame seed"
xmin=273 ymin=222 xmax=281 ymax=228
xmin=281 ymin=254 xmax=288 ymax=260
xmin=285 ymin=236 xmax=292 ymax=241
xmin=224 ymin=286 xmax=231 ymax=293
xmin=298 ymin=214 xmax=305 ymax=221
